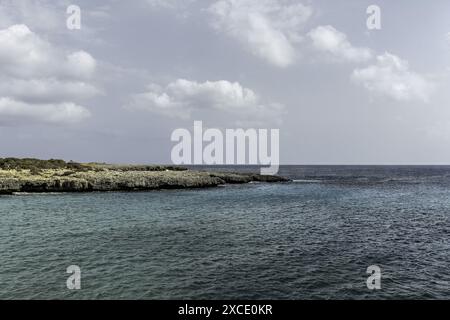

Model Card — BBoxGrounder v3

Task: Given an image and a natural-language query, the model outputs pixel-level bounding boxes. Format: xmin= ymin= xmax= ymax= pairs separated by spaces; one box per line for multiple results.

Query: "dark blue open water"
xmin=0 ymin=166 xmax=449 ymax=299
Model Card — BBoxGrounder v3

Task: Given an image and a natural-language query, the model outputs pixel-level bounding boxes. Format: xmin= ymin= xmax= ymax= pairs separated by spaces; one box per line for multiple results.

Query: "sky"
xmin=1 ymin=0 xmax=450 ymax=164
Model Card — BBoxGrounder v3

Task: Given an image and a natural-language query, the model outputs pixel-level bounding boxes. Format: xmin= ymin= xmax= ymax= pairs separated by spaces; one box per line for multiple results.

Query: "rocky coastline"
xmin=0 ymin=159 xmax=288 ymax=194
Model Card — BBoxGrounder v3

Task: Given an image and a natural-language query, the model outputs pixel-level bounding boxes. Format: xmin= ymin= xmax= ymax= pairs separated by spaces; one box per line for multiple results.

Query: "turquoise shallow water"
xmin=0 ymin=166 xmax=449 ymax=299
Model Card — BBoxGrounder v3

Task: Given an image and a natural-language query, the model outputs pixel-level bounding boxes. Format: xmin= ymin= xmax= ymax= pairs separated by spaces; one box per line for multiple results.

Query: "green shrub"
xmin=0 ymin=158 xmax=85 ymax=171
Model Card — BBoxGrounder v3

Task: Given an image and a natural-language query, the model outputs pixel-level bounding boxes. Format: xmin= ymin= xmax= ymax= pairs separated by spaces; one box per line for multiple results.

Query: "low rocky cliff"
xmin=0 ymin=166 xmax=288 ymax=194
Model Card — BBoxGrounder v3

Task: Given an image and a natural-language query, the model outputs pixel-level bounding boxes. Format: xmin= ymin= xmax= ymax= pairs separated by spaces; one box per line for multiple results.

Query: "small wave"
xmin=292 ymin=179 xmax=322 ymax=183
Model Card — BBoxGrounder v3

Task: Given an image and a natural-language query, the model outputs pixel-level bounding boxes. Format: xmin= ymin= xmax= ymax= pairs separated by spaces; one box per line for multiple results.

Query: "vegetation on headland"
xmin=0 ymin=158 xmax=70 ymax=170
xmin=0 ymin=158 xmax=187 ymax=173
xmin=0 ymin=158 xmax=288 ymax=194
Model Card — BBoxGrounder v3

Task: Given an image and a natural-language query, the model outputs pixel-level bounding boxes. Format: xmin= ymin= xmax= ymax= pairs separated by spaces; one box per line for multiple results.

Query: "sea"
xmin=0 ymin=166 xmax=448 ymax=299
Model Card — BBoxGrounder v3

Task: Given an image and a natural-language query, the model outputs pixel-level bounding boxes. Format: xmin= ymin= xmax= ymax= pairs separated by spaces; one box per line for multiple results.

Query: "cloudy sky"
xmin=1 ymin=0 xmax=450 ymax=164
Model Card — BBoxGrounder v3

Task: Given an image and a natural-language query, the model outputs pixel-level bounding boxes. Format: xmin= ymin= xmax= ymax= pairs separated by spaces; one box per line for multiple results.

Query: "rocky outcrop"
xmin=0 ymin=169 xmax=289 ymax=194
xmin=208 ymin=172 xmax=288 ymax=184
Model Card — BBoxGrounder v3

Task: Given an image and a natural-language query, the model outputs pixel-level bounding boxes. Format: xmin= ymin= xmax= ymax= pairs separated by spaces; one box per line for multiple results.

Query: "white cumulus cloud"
xmin=208 ymin=0 xmax=313 ymax=67
xmin=0 ymin=79 xmax=99 ymax=104
xmin=0 ymin=24 xmax=98 ymax=125
xmin=0 ymin=25 xmax=96 ymax=79
xmin=351 ymin=52 xmax=434 ymax=102
xmin=308 ymin=25 xmax=373 ymax=63
xmin=127 ymin=79 xmax=284 ymax=124
xmin=0 ymin=98 xmax=90 ymax=126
